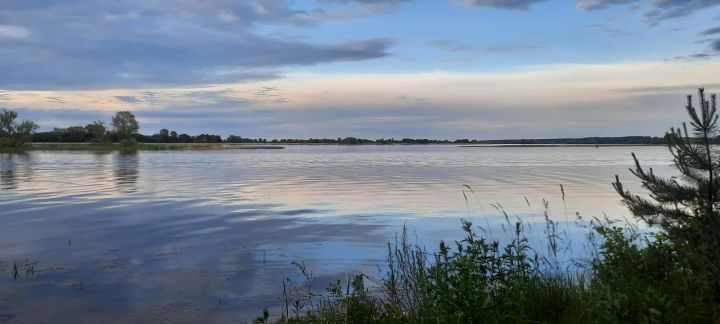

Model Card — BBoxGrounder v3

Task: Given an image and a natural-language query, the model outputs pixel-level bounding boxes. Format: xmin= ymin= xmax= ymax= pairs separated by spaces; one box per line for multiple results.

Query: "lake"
xmin=0 ymin=145 xmax=673 ymax=322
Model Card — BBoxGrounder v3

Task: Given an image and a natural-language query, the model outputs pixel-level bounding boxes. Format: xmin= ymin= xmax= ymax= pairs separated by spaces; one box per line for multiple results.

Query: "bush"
xmin=0 ymin=109 xmax=38 ymax=147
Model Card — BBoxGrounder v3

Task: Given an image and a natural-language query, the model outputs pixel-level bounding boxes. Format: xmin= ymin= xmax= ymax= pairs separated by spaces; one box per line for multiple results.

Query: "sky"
xmin=1 ymin=0 xmax=720 ymax=140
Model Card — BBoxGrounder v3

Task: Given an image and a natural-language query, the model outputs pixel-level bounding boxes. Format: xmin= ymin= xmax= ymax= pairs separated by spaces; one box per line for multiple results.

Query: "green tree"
xmin=0 ymin=109 xmax=38 ymax=147
xmin=111 ymin=111 xmax=139 ymax=145
xmin=66 ymin=126 xmax=87 ymax=142
xmin=155 ymin=128 xmax=170 ymax=143
xmin=85 ymin=120 xmax=107 ymax=143
xmin=613 ymin=88 xmax=720 ymax=297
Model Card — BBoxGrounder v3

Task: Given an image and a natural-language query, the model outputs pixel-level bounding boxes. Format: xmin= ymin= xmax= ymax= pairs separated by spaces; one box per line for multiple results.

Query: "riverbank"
xmin=0 ymin=142 xmax=284 ymax=152
xmin=461 ymin=144 xmax=664 ymax=148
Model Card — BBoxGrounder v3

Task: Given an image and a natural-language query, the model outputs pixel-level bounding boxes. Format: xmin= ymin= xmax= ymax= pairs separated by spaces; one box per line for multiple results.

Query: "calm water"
xmin=0 ymin=145 xmax=673 ymax=322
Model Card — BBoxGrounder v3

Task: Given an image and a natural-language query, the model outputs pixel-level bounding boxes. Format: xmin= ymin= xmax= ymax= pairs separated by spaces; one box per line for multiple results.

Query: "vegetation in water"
xmin=254 ymin=89 xmax=720 ymax=323
xmin=0 ymin=109 xmax=38 ymax=148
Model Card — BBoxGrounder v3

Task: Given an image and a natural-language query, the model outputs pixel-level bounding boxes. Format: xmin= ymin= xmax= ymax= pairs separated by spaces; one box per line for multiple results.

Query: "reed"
xmin=255 ymin=199 xmax=717 ymax=323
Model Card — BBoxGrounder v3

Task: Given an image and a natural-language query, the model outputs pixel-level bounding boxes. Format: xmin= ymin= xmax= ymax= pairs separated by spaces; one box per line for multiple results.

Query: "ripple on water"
xmin=0 ymin=145 xmax=674 ymax=321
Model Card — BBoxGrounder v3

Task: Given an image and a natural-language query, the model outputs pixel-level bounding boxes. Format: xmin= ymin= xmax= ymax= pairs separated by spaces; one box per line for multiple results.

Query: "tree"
xmin=0 ymin=109 xmax=38 ymax=147
xmin=613 ymin=88 xmax=720 ymax=297
xmin=65 ymin=126 xmax=88 ymax=142
xmin=112 ymin=111 xmax=139 ymax=144
xmin=153 ymin=128 xmax=170 ymax=143
xmin=0 ymin=109 xmax=17 ymax=137
xmin=85 ymin=120 xmax=107 ymax=143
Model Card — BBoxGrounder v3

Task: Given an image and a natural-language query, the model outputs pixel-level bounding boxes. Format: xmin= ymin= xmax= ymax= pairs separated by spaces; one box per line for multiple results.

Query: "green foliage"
xmin=0 ymin=109 xmax=38 ymax=147
xmin=85 ymin=120 xmax=108 ymax=143
xmin=613 ymin=88 xmax=720 ymax=298
xmin=111 ymin=110 xmax=139 ymax=145
xmin=590 ymin=226 xmax=713 ymax=323
xmin=259 ymin=220 xmax=716 ymax=323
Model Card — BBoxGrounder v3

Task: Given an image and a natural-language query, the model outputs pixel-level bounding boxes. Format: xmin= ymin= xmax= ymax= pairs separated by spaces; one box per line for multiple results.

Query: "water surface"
xmin=0 ymin=145 xmax=673 ymax=322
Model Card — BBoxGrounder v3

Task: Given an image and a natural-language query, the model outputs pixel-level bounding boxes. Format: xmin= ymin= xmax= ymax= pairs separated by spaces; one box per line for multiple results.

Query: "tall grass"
xmin=255 ymin=195 xmax=718 ymax=323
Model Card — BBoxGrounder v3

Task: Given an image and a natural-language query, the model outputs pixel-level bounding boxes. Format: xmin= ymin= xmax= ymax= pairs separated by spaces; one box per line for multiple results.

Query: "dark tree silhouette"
xmin=112 ymin=111 xmax=139 ymax=145
xmin=0 ymin=109 xmax=38 ymax=147
xmin=613 ymin=88 xmax=720 ymax=295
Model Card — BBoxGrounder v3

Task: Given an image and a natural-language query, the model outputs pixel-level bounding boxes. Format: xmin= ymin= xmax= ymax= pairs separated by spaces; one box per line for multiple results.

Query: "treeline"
xmin=30 ymin=132 xmax=475 ymax=145
xmin=31 ymin=126 xmax=225 ymax=144
xmin=475 ymin=136 xmax=669 ymax=145
xmin=7 ymin=105 xmax=707 ymax=146
xmin=22 ymin=110 xmax=140 ymax=146
xmin=267 ymin=137 xmax=460 ymax=144
xmin=30 ymin=132 xmax=688 ymax=145
xmin=133 ymin=130 xmax=223 ymax=144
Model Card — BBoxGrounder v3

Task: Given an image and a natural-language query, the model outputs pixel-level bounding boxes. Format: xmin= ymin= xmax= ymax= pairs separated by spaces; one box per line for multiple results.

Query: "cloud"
xmin=428 ymin=40 xmax=474 ymax=52
xmin=330 ymin=0 xmax=410 ymax=12
xmin=678 ymin=38 xmax=720 ymax=59
xmin=481 ymin=43 xmax=546 ymax=53
xmin=712 ymin=39 xmax=720 ymax=51
xmin=5 ymin=59 xmax=720 ymax=138
xmin=645 ymin=0 xmax=720 ymax=25
xmin=0 ymin=24 xmax=31 ymax=39
xmin=45 ymin=96 xmax=66 ymax=104
xmin=576 ymin=0 xmax=720 ymax=25
xmin=461 ymin=0 xmax=549 ymax=10
xmin=429 ymin=40 xmax=547 ymax=53
xmin=115 ymin=96 xmax=142 ymax=104
xmin=586 ymin=24 xmax=633 ymax=37
xmin=701 ymin=26 xmax=720 ymax=35
xmin=576 ymin=0 xmax=638 ymax=11
xmin=334 ymin=0 xmax=409 ymax=4
xmin=0 ymin=1 xmax=394 ymax=90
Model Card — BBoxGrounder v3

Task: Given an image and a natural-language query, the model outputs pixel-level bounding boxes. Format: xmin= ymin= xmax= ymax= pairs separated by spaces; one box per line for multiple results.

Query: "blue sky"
xmin=1 ymin=0 xmax=720 ymax=139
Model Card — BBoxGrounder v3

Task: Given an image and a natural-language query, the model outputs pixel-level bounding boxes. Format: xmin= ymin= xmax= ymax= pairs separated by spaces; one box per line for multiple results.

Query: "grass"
xmin=0 ymin=259 xmax=36 ymax=281
xmin=0 ymin=142 xmax=284 ymax=152
xmin=254 ymin=200 xmax=719 ymax=323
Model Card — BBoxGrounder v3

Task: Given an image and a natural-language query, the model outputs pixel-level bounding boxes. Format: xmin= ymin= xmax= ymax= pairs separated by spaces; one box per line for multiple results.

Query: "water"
xmin=0 ymin=145 xmax=673 ymax=322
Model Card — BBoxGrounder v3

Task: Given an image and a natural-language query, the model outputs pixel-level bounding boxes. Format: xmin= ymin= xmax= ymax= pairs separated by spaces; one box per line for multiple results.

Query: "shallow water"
xmin=0 ymin=145 xmax=673 ymax=322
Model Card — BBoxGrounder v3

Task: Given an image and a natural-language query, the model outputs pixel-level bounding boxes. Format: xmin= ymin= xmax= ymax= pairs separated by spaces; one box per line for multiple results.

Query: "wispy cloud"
xmin=645 ymin=0 xmax=720 ymax=25
xmin=429 ymin=40 xmax=547 ymax=53
xmin=0 ymin=24 xmax=31 ymax=39
xmin=576 ymin=0 xmax=720 ymax=25
xmin=576 ymin=0 xmax=638 ymax=11
xmin=115 ymin=96 xmax=142 ymax=104
xmin=481 ymin=43 xmax=546 ymax=53
xmin=712 ymin=39 xmax=720 ymax=51
xmin=701 ymin=26 xmax=720 ymax=35
xmin=45 ymin=96 xmax=66 ymax=104
xmin=586 ymin=24 xmax=633 ymax=37
xmin=428 ymin=40 xmax=474 ymax=52
xmin=461 ymin=0 xmax=549 ymax=10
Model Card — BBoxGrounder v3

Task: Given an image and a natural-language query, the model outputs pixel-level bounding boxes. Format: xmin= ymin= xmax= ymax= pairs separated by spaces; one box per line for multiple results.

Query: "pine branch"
xmin=613 ymin=175 xmax=694 ymax=225
xmin=627 ymin=153 xmax=698 ymax=206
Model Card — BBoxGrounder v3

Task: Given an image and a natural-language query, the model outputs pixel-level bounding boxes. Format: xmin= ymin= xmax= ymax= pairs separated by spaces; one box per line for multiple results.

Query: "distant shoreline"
xmin=1 ymin=143 xmax=284 ymax=152
xmin=460 ymin=144 xmax=665 ymax=148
